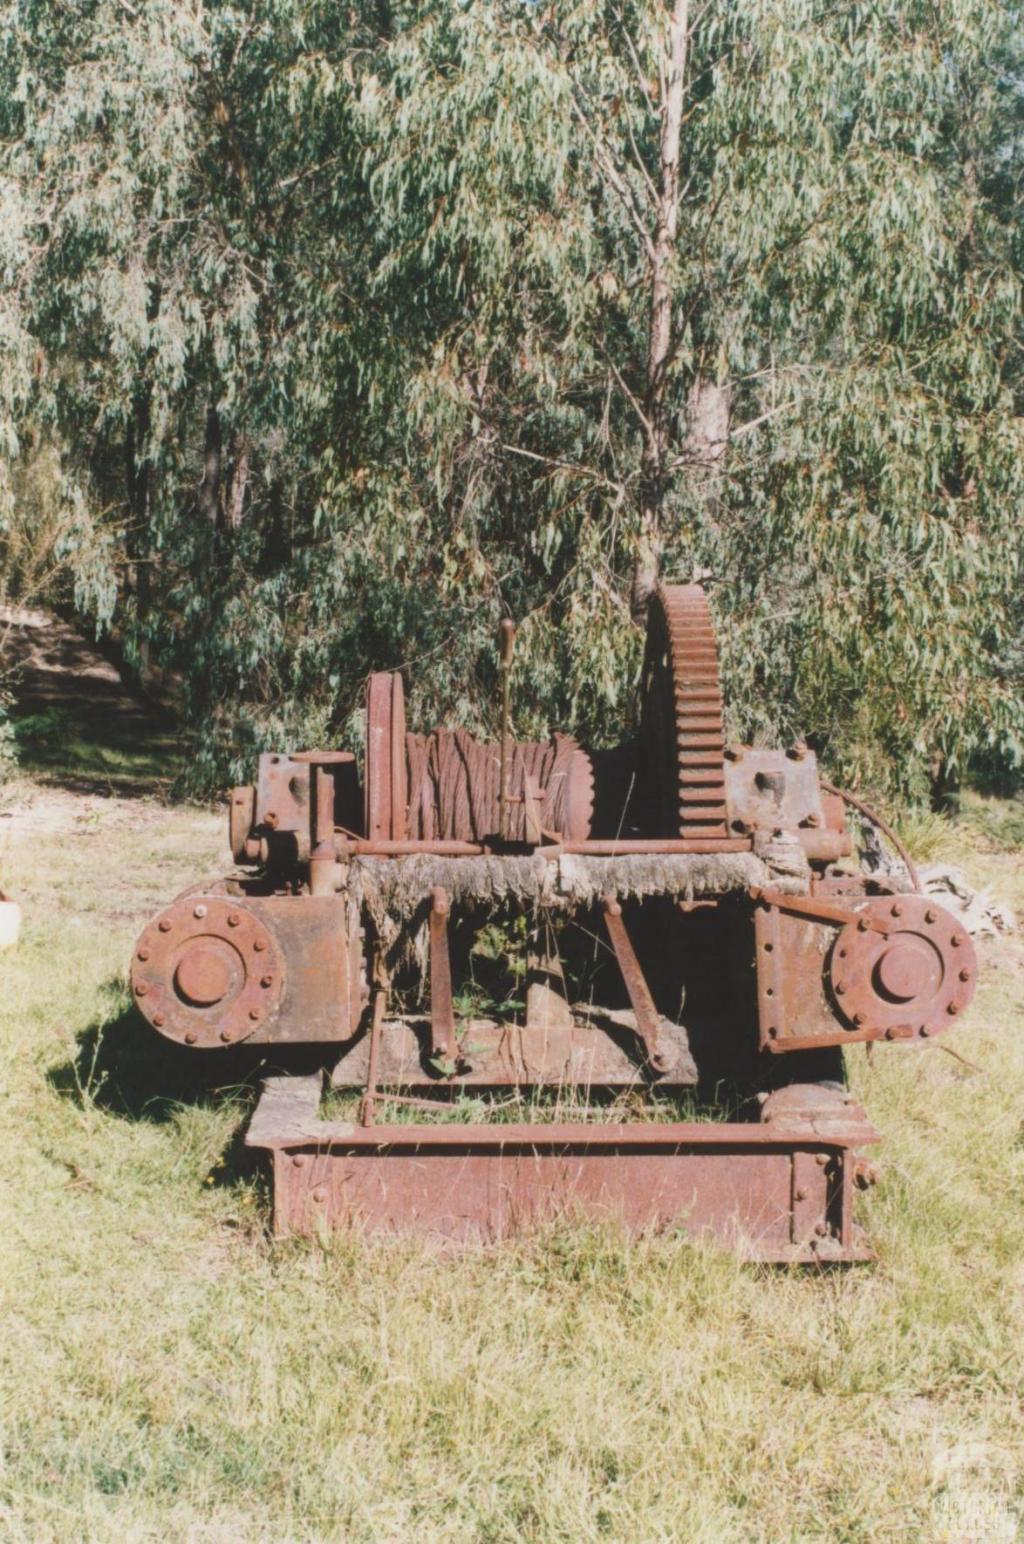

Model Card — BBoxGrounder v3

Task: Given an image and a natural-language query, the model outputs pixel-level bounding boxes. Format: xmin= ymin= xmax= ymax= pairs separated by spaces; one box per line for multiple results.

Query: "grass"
xmin=1 ymin=768 xmax=1023 ymax=1542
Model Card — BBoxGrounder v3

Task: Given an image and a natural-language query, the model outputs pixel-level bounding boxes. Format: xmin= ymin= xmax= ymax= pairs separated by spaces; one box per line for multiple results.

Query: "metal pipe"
xmin=498 ymin=618 xmax=516 ymax=840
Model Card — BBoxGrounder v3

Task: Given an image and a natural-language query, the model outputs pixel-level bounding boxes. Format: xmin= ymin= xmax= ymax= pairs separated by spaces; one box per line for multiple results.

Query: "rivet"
xmin=857 ymin=917 xmax=869 ymax=932
xmin=221 ymin=1029 xmax=234 ymax=1043
xmin=959 ymin=967 xmax=971 ymax=983
xmin=787 ymin=745 xmax=807 ymax=761
xmin=834 ymin=982 xmax=846 ymax=996
xmin=804 ymin=813 xmax=821 ymax=828
xmin=253 ymin=939 xmax=266 ymax=953
xmin=248 ymin=1008 xmax=261 ymax=1022
xmin=947 ymin=1002 xmax=959 ymax=1016
xmin=158 ymin=918 xmax=172 ymax=933
xmin=194 ymin=904 xmax=207 ymax=919
xmin=137 ymin=948 xmax=150 ymax=962
xmin=153 ymin=1012 xmax=166 ymax=1027
xmin=891 ymin=902 xmax=903 ymax=918
xmin=312 ymin=1187 xmax=327 ymax=1203
xmin=838 ymin=947 xmax=847 ymax=958
xmin=950 ymin=933 xmax=963 ymax=947
xmin=261 ymin=974 xmax=274 ymax=988
xmin=814 ymin=1222 xmax=828 ymax=1237
xmin=853 ymin=1012 xmax=866 ymax=1026
xmin=920 ymin=1025 xmax=932 ymax=1037
xmin=724 ymin=744 xmax=745 ymax=761
xmin=925 ymin=908 xmax=937 ymax=924
xmin=293 ymin=1154 xmax=307 ymax=1168
xmin=795 ymin=1187 xmax=807 ymax=1202
xmin=815 ymin=1153 xmax=828 ymax=1166
xmin=227 ymin=912 xmax=241 ymax=928
xmin=767 ymin=1026 xmax=778 ymax=1039
xmin=764 ymin=942 xmax=774 ymax=953
xmin=135 ymin=981 xmax=149 ymax=996
xmin=184 ymin=1030 xmax=198 ymax=1045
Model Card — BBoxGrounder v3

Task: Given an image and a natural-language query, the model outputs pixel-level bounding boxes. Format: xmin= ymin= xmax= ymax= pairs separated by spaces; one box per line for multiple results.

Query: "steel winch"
xmin=132 ymin=586 xmax=976 ymax=1259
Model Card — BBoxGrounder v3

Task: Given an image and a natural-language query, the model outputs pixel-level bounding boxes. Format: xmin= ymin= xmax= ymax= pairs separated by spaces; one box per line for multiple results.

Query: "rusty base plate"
xmin=246 ymin=1075 xmax=879 ymax=1263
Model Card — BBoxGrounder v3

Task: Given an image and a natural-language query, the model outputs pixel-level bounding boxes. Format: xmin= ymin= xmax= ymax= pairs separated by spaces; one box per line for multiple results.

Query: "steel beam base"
xmin=246 ymin=1075 xmax=879 ymax=1263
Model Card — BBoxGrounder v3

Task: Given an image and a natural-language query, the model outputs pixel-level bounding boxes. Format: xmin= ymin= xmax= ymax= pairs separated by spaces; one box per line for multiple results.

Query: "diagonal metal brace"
xmin=749 ymin=886 xmax=890 ymax=937
xmin=601 ymin=895 xmax=669 ymax=1075
xmin=429 ymin=886 xmax=459 ymax=1068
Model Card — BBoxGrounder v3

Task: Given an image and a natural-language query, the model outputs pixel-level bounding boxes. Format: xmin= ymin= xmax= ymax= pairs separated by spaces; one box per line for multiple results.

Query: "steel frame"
xmin=246 ymin=1074 xmax=879 ymax=1262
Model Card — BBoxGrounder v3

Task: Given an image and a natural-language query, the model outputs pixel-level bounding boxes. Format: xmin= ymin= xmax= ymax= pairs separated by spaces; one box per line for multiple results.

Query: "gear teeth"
xmin=654 ymin=584 xmax=729 ymax=838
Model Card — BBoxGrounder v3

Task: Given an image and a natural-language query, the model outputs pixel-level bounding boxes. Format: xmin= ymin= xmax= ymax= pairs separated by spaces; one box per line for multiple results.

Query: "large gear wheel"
xmin=640 ymin=584 xmax=728 ymax=839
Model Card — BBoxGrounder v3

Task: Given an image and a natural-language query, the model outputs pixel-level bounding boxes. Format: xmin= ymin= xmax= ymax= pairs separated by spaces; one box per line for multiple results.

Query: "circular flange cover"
xmin=131 ymin=895 xmax=284 ymax=1048
xmin=828 ymin=894 xmax=977 ymax=1041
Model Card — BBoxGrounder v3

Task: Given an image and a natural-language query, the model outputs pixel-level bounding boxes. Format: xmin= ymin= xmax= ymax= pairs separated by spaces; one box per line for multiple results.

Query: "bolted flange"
xmin=130 ymin=895 xmax=285 ymax=1049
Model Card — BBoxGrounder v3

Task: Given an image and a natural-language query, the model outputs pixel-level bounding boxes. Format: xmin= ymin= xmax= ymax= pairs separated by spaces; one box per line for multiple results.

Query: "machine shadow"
xmin=47 ymin=988 xmax=332 ymax=1128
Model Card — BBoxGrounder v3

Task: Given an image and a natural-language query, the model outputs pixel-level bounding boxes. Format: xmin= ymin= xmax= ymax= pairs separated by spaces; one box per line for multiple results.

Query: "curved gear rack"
xmin=641 ymin=584 xmax=728 ymax=839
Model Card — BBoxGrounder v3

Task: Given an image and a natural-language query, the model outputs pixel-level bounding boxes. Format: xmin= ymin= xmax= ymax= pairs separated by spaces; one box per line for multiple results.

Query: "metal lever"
xmin=498 ymin=619 xmax=515 ymax=840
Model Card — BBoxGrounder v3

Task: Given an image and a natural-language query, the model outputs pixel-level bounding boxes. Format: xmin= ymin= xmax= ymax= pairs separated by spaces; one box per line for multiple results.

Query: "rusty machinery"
xmin=131 ymin=586 xmax=977 ymax=1260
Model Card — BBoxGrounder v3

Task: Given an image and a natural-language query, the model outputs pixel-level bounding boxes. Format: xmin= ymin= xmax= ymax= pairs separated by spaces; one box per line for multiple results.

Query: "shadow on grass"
xmin=12 ymin=701 xmax=182 ymax=801
xmin=47 ymin=993 xmax=336 ymax=1190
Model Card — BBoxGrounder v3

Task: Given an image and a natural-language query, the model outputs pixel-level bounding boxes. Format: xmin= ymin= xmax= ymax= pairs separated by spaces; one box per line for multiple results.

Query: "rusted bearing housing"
xmin=829 ymin=894 xmax=977 ymax=1041
xmin=132 ymin=895 xmax=284 ymax=1047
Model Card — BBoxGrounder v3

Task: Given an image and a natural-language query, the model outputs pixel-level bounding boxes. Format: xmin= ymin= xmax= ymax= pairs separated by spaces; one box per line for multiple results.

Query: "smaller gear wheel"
xmin=828 ymin=895 xmax=977 ymax=1041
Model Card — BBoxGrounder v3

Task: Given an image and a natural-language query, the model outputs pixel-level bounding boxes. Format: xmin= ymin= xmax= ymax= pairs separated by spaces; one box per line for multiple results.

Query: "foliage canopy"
xmin=2 ymin=0 xmax=1023 ymax=802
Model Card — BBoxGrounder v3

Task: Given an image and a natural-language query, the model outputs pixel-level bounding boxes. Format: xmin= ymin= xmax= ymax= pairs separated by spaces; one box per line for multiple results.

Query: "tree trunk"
xmin=200 ymin=404 xmax=222 ymax=530
xmin=631 ymin=0 xmax=688 ymax=622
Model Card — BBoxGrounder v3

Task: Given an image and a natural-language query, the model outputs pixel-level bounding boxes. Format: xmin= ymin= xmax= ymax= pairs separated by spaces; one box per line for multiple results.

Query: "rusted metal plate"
xmin=754 ymin=892 xmax=978 ymax=1052
xmin=328 ymin=1011 xmax=697 ymax=1088
xmin=247 ymin=1076 xmax=877 ymax=1261
xmin=132 ymin=894 xmax=359 ymax=1047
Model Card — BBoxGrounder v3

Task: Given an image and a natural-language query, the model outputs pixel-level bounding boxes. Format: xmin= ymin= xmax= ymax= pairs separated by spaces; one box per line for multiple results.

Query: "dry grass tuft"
xmin=1 ymin=777 xmax=1023 ymax=1542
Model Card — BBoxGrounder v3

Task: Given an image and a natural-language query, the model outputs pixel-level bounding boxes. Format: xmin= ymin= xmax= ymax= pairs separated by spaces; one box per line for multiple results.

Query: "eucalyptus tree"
xmin=2 ymin=0 xmax=1022 ymax=803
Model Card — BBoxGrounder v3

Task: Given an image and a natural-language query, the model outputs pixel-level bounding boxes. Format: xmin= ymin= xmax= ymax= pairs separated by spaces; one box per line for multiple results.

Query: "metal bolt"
xmin=221 ymin=1029 xmax=234 ymax=1043
xmin=137 ymin=948 xmax=150 ymax=962
xmin=135 ymin=981 xmax=149 ymax=996
xmin=261 ymin=973 xmax=274 ymax=988
xmin=158 ymin=918 xmax=172 ymax=933
xmin=891 ymin=902 xmax=903 ymax=918
xmin=950 ymin=932 xmax=963 ymax=947
xmin=253 ymin=939 xmax=266 ymax=953
xmin=947 ymin=1002 xmax=959 ymax=1016
xmin=184 ymin=1030 xmax=198 ymax=1045
xmin=194 ymin=904 xmax=207 ymax=919
xmin=959 ymin=967 xmax=971 ymax=982
xmin=925 ymin=908 xmax=937 ymax=924
xmin=920 ymin=1025 xmax=932 ymax=1037
xmin=834 ymin=981 xmax=846 ymax=996
xmin=853 ymin=1012 xmax=867 ymax=1027
xmin=227 ymin=912 xmax=241 ymax=928
xmin=153 ymin=1013 xmax=166 ymax=1028
xmin=248 ymin=1008 xmax=261 ymax=1021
